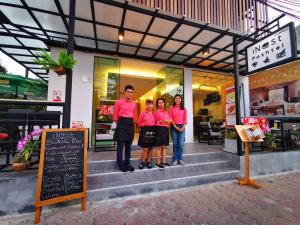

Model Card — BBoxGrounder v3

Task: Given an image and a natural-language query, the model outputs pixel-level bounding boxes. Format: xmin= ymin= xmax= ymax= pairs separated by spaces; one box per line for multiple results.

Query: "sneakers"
xmin=163 ymin=162 xmax=171 ymax=166
xmin=172 ymin=160 xmax=178 ymax=166
xmin=178 ymin=160 xmax=185 ymax=166
xmin=155 ymin=164 xmax=164 ymax=169
xmin=147 ymin=162 xmax=153 ymax=169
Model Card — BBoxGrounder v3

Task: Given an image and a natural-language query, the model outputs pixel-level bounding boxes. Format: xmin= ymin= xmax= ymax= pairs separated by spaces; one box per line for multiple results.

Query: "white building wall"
xmin=48 ymin=48 xmax=94 ymax=140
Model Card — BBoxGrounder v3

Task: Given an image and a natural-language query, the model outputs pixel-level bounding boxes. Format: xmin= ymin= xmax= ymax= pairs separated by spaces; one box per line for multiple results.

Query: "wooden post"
xmin=34 ymin=207 xmax=42 ymax=224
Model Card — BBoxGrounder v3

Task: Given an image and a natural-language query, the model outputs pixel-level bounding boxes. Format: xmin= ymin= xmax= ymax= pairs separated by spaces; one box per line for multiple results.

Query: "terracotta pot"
xmin=53 ymin=66 xmax=66 ymax=75
xmin=12 ymin=161 xmax=30 ymax=172
xmin=266 ymin=142 xmax=276 ymax=151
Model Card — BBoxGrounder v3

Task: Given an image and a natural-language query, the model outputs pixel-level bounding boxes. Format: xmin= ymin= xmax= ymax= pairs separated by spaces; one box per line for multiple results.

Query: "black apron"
xmin=113 ymin=117 xmax=134 ymax=141
xmin=138 ymin=126 xmax=157 ymax=148
xmin=156 ymin=126 xmax=170 ymax=146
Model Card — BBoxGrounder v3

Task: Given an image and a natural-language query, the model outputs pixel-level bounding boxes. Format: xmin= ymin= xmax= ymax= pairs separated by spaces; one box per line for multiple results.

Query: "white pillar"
xmin=184 ymin=68 xmax=194 ymax=143
xmin=239 ymin=76 xmax=250 ymax=117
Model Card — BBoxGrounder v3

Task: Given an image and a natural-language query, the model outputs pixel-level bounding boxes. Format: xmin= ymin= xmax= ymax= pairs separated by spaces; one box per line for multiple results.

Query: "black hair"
xmin=173 ymin=94 xmax=184 ymax=110
xmin=125 ymin=85 xmax=134 ymax=91
xmin=156 ymin=98 xmax=165 ymax=108
xmin=146 ymin=99 xmax=153 ymax=105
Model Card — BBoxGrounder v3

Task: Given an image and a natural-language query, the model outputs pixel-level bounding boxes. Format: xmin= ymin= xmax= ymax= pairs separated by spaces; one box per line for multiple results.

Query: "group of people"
xmin=113 ymin=84 xmax=187 ymax=172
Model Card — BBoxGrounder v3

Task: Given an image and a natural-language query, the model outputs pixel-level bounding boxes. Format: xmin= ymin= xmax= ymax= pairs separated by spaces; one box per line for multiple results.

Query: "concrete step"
xmin=87 ymin=160 xmax=232 ymax=189
xmin=88 ymin=151 xmax=228 ymax=174
xmin=87 ymin=168 xmax=239 ymax=202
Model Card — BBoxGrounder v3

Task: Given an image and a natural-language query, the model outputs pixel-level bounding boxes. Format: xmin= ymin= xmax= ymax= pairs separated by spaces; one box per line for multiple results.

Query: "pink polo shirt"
xmin=113 ymin=98 xmax=136 ymax=122
xmin=169 ymin=105 xmax=187 ymax=125
xmin=137 ymin=111 xmax=155 ymax=127
xmin=155 ymin=109 xmax=172 ymax=127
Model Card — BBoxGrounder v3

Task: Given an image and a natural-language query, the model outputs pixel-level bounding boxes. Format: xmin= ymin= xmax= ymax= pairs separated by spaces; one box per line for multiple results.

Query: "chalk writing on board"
xmin=40 ymin=131 xmax=84 ymax=201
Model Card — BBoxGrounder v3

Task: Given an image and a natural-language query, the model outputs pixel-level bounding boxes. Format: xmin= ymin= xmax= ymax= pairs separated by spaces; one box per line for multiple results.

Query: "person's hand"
xmin=164 ymin=119 xmax=172 ymax=124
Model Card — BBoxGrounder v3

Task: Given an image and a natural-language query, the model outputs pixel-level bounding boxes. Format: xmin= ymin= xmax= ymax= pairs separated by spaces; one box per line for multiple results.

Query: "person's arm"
xmin=113 ymin=101 xmax=120 ymax=123
xmin=137 ymin=113 xmax=143 ymax=128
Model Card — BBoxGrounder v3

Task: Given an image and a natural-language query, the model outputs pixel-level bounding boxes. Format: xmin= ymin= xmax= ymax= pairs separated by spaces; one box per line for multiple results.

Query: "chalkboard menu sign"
xmin=35 ymin=128 xmax=88 ymax=224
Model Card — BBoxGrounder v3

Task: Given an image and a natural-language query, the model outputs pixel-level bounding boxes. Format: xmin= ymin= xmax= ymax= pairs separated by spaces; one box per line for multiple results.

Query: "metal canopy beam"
xmin=166 ymin=23 xmax=208 ymax=61
xmin=134 ymin=8 xmax=158 ymax=56
xmin=94 ymin=0 xmax=256 ymax=42
xmin=0 ymin=0 xmax=287 ymax=77
xmin=152 ymin=16 xmax=185 ymax=58
xmin=116 ymin=1 xmax=128 ymax=54
xmin=63 ymin=0 xmax=76 ymax=128
xmin=182 ymin=29 xmax=229 ymax=64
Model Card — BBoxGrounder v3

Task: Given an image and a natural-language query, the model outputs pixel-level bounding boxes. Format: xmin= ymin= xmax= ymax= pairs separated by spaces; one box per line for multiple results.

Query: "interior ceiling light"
xmin=202 ymin=48 xmax=210 ymax=57
xmin=118 ymin=29 xmax=124 ymax=41
xmin=198 ymin=84 xmax=217 ymax=92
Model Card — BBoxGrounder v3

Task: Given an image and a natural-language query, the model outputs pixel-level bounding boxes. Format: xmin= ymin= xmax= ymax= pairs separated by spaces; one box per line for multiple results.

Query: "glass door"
xmin=92 ymin=57 xmax=120 ymax=147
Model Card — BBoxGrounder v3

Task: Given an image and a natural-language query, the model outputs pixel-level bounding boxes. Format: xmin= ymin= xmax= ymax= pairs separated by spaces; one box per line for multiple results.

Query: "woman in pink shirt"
xmin=155 ymin=98 xmax=172 ymax=169
xmin=169 ymin=94 xmax=187 ymax=166
xmin=137 ymin=100 xmax=156 ymax=169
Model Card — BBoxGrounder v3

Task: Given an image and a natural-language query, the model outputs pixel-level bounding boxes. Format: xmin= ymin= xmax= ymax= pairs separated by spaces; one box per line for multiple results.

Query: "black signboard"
xmin=40 ymin=131 xmax=84 ymax=200
xmin=35 ymin=128 xmax=88 ymax=224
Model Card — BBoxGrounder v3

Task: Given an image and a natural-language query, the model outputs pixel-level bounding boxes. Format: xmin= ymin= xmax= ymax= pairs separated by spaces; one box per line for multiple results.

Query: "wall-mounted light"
xmin=118 ymin=29 xmax=124 ymax=41
xmin=202 ymin=48 xmax=210 ymax=57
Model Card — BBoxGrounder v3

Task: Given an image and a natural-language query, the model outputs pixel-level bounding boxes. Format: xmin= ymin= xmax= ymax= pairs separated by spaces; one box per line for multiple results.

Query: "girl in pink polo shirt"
xmin=137 ymin=99 xmax=156 ymax=169
xmin=155 ymin=98 xmax=172 ymax=169
xmin=169 ymin=94 xmax=187 ymax=166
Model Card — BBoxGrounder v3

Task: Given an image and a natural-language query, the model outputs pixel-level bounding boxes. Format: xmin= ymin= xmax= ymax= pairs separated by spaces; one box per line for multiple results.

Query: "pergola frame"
xmin=0 ymin=0 xmax=293 ymax=155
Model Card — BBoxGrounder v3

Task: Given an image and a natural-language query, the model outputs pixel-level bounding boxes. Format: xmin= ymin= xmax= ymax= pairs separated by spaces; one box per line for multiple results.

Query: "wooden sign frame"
xmin=35 ymin=128 xmax=88 ymax=224
xmin=234 ymin=125 xmax=262 ymax=189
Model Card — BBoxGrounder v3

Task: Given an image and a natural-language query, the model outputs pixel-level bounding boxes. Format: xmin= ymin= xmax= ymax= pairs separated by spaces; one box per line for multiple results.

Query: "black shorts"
xmin=155 ymin=126 xmax=169 ymax=146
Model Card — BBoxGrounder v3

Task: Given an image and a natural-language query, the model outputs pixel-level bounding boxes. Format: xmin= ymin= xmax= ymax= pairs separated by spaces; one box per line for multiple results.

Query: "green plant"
xmin=225 ymin=130 xmax=237 ymax=139
xmin=15 ymin=128 xmax=43 ymax=163
xmin=34 ymin=49 xmax=58 ymax=70
xmin=34 ymin=49 xmax=77 ymax=71
xmin=57 ymin=51 xmax=77 ymax=69
xmin=265 ymin=132 xmax=276 ymax=144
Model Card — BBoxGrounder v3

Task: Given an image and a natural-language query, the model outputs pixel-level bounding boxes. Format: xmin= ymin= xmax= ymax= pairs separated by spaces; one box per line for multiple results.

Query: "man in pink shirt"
xmin=113 ymin=85 xmax=136 ymax=172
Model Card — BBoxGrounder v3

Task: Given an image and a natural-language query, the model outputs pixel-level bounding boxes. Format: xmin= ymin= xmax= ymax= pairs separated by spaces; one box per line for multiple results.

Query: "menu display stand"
xmin=234 ymin=125 xmax=262 ymax=189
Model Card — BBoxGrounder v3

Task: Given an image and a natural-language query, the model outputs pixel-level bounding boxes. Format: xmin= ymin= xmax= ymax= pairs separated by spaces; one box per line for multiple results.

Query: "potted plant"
xmin=12 ymin=128 xmax=43 ymax=172
xmin=34 ymin=49 xmax=77 ymax=75
xmin=265 ymin=132 xmax=276 ymax=151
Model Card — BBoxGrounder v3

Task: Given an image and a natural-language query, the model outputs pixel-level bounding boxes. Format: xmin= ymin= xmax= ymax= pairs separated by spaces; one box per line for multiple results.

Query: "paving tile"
xmin=3 ymin=172 xmax=300 ymax=225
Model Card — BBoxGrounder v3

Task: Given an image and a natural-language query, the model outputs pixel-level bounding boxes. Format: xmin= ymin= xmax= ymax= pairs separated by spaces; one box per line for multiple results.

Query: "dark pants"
xmin=116 ymin=140 xmax=133 ymax=168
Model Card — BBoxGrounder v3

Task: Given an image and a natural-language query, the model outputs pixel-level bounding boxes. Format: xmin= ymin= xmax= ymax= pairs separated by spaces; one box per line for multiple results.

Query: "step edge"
xmin=88 ymin=151 xmax=224 ymax=163
xmin=87 ymin=169 xmax=239 ymax=193
xmin=87 ymin=160 xmax=231 ymax=177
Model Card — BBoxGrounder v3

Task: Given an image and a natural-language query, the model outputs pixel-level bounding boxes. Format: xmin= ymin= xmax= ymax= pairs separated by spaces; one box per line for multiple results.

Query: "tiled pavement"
xmin=2 ymin=171 xmax=300 ymax=225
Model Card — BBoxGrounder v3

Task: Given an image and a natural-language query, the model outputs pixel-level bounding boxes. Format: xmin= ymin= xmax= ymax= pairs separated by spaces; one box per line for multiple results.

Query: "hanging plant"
xmin=34 ymin=49 xmax=77 ymax=75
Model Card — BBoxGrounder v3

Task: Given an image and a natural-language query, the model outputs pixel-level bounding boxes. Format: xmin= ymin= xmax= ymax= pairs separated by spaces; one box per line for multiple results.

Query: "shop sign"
xmin=246 ymin=22 xmax=297 ymax=73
